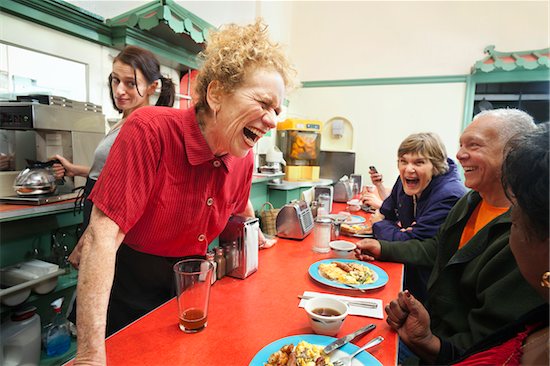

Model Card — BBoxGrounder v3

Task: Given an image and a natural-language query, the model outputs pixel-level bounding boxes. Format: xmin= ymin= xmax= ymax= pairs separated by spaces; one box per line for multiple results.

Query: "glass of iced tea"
xmin=173 ymin=259 xmax=214 ymax=333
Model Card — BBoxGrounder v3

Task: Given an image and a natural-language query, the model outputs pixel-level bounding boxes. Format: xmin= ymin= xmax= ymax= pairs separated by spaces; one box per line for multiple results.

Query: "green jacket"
xmin=379 ymin=190 xmax=544 ymax=351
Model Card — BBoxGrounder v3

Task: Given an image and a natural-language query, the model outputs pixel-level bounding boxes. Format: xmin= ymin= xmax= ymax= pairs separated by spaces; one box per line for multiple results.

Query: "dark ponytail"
xmin=156 ymin=76 xmax=175 ymax=107
xmin=109 ymin=45 xmax=176 ymax=111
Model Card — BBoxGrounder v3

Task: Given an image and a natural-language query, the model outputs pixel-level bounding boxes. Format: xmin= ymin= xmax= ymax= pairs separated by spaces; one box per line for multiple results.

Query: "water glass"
xmin=173 ymin=259 xmax=214 ymax=333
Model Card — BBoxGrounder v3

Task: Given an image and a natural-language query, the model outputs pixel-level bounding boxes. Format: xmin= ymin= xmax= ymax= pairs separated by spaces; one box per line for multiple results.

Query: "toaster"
xmin=333 ymin=180 xmax=353 ymax=202
xmin=218 ymin=216 xmax=259 ymax=279
xmin=275 ymin=200 xmax=314 ymax=240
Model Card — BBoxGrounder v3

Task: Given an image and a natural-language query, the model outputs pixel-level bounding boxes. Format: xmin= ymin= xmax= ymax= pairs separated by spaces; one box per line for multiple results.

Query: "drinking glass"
xmin=173 ymin=259 xmax=214 ymax=333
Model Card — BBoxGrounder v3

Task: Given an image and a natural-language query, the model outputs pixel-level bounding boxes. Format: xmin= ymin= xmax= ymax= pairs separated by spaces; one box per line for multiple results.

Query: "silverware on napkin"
xmin=323 ymin=324 xmax=376 ymax=354
xmin=298 ymin=295 xmax=378 ymax=309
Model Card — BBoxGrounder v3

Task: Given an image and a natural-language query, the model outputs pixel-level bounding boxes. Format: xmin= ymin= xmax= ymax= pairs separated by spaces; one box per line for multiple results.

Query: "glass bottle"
xmin=214 ymin=247 xmax=226 ymax=280
xmin=310 ymin=200 xmax=319 ymax=218
xmin=224 ymin=245 xmax=233 ymax=274
xmin=230 ymin=243 xmax=239 ymax=272
xmin=205 ymin=251 xmax=217 ymax=284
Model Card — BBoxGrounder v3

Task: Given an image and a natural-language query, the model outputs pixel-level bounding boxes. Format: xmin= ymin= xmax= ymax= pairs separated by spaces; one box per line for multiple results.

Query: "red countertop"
xmin=70 ymin=204 xmax=403 ymax=365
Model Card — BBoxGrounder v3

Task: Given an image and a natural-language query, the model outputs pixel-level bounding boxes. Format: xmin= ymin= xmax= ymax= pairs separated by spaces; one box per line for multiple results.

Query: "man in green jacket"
xmin=355 ymin=109 xmax=545 ymax=362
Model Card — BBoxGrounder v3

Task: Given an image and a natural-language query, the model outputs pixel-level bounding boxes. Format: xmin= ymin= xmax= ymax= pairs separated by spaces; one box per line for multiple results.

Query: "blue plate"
xmin=309 ymin=259 xmax=388 ymax=291
xmin=249 ymin=334 xmax=382 ymax=366
xmin=330 ymin=214 xmax=366 ymax=225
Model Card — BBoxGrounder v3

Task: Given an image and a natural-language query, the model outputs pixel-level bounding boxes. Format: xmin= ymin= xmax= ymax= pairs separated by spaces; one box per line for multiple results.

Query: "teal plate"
xmin=249 ymin=334 xmax=382 ymax=366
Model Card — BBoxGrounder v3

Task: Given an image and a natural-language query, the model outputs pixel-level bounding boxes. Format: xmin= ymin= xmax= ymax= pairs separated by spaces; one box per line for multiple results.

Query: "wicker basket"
xmin=259 ymin=202 xmax=280 ymax=236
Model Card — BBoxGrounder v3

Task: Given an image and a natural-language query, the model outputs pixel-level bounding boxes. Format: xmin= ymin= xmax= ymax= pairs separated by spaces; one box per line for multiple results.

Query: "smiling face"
xmin=456 ymin=115 xmax=505 ymax=196
xmin=398 ymin=153 xmax=434 ymax=197
xmin=206 ymin=68 xmax=285 ymax=157
xmin=110 ymin=61 xmax=156 ymax=118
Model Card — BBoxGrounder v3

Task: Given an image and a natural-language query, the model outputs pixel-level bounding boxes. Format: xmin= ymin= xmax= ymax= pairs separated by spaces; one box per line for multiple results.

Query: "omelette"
xmin=266 ymin=340 xmax=333 ymax=366
xmin=319 ymin=261 xmax=375 ymax=285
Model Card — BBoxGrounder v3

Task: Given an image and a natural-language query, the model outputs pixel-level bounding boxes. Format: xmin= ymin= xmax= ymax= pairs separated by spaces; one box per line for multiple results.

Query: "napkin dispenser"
xmin=275 ymin=200 xmax=315 ymax=240
xmin=219 ymin=216 xmax=259 ymax=279
xmin=333 ymin=180 xmax=353 ymax=202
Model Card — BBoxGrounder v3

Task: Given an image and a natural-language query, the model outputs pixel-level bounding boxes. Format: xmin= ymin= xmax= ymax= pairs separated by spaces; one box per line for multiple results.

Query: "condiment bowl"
xmin=304 ymin=297 xmax=348 ymax=336
xmin=329 ymin=240 xmax=357 ymax=258
xmin=346 ymin=199 xmax=361 ymax=212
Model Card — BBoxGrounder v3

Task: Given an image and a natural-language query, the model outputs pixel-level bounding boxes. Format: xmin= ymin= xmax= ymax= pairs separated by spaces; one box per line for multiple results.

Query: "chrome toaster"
xmin=275 ymin=200 xmax=314 ymax=240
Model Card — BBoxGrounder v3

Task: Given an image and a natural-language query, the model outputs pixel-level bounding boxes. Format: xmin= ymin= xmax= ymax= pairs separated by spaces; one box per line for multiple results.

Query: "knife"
xmin=323 ymin=323 xmax=376 ymax=354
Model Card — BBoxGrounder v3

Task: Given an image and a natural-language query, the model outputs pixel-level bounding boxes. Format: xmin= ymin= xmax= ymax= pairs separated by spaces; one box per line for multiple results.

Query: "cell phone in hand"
xmin=369 ymin=166 xmax=378 ymax=173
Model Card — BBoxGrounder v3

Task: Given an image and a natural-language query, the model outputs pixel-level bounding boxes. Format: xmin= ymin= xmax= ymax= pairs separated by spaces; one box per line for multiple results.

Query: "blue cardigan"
xmin=373 ymin=158 xmax=466 ymax=241
xmin=373 ymin=158 xmax=466 ymax=303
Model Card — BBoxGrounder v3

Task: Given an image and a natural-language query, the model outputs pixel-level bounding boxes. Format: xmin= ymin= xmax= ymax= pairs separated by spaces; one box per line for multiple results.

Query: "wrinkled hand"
xmin=354 ymin=238 xmax=381 ymax=261
xmin=385 ymin=290 xmax=440 ymax=361
xmin=361 ymin=192 xmax=383 ymax=210
xmin=369 ymin=210 xmax=385 ymax=224
xmin=369 ymin=170 xmax=383 ymax=186
xmin=68 ymin=241 xmax=83 ymax=270
xmin=258 ymin=229 xmax=276 ymax=249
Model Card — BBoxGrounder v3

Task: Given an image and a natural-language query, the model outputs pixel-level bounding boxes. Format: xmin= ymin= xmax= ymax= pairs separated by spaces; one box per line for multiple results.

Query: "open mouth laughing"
xmin=243 ymin=126 xmax=264 ymax=146
xmin=405 ymin=177 xmax=420 ymax=189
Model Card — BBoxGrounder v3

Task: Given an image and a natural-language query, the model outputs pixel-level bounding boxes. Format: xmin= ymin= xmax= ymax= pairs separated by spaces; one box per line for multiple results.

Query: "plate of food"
xmin=249 ymin=334 xmax=382 ymax=366
xmin=329 ymin=214 xmax=366 ymax=225
xmin=340 ymin=223 xmax=374 ymax=238
xmin=309 ymin=259 xmax=388 ymax=291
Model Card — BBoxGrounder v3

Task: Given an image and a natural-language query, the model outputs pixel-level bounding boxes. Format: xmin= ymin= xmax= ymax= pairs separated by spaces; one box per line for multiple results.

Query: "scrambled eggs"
xmin=319 ymin=261 xmax=375 ymax=285
xmin=266 ymin=341 xmax=333 ymax=366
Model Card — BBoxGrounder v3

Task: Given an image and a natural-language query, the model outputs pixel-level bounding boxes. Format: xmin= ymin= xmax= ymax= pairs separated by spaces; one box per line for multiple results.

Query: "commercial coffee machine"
xmin=0 ymin=97 xmax=105 ymax=202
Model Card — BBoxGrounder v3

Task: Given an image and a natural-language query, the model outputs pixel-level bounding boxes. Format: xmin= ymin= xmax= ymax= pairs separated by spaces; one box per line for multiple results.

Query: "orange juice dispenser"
xmin=276 ymin=119 xmax=322 ymax=181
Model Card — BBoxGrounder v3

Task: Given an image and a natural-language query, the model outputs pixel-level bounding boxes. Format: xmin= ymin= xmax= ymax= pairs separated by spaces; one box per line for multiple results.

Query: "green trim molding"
xmin=1 ymin=0 xmax=216 ymax=70
xmin=301 ymin=75 xmax=468 ymax=88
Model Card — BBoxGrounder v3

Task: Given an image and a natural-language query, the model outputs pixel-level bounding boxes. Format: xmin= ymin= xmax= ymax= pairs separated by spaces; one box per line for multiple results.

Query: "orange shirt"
xmin=459 ymin=200 xmax=509 ymax=249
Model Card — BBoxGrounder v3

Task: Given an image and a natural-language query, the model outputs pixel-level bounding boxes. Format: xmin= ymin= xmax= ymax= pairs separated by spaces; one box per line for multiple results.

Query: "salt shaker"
xmin=214 ymin=247 xmax=226 ymax=279
xmin=313 ymin=217 xmax=332 ymax=253
xmin=205 ymin=251 xmax=217 ymax=284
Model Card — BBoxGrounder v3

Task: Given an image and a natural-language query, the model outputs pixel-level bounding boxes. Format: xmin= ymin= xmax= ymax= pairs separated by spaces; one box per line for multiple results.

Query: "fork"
xmin=332 ymin=336 xmax=384 ymax=366
xmin=343 ymin=283 xmax=367 ymax=293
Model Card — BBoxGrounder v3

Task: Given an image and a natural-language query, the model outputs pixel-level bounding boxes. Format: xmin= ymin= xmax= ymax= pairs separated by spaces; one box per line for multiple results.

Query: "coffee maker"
xmin=0 ymin=98 xmax=105 ymax=201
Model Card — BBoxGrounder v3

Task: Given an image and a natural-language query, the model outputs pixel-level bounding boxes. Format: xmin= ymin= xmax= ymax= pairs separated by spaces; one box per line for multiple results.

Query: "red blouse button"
xmin=198 ymin=234 xmax=206 ymax=241
xmin=213 ymin=160 xmax=221 ymax=168
xmin=207 ymin=198 xmax=214 ymax=206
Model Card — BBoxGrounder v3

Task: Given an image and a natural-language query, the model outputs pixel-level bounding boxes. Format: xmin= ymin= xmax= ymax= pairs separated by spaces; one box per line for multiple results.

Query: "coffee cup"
xmin=304 ymin=297 xmax=348 ymax=336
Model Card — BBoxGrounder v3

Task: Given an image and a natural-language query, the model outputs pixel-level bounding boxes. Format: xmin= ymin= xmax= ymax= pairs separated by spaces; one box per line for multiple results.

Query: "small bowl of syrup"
xmin=304 ymin=296 xmax=349 ymax=336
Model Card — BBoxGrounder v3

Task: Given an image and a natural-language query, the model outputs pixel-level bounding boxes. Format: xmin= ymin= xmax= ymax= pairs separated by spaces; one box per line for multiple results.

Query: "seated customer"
xmin=355 ymin=109 xmax=544 ymax=356
xmin=385 ymin=122 xmax=549 ymax=365
xmin=364 ymin=132 xmax=466 ymax=302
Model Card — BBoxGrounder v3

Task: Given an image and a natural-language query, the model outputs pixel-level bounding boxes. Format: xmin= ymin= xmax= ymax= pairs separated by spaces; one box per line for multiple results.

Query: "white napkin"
xmin=299 ymin=291 xmax=384 ymax=319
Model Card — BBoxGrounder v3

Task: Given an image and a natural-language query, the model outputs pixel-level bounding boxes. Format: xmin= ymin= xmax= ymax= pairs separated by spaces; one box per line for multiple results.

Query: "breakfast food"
xmin=266 ymin=341 xmax=333 ymax=366
xmin=340 ymin=223 xmax=372 ymax=235
xmin=319 ymin=261 xmax=375 ymax=285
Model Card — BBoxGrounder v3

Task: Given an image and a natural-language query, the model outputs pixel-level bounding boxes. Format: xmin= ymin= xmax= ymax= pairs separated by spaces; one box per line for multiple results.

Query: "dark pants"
xmin=106 ymin=245 xmax=203 ymax=335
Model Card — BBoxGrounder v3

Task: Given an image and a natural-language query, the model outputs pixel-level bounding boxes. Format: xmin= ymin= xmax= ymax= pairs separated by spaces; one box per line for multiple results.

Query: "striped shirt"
xmin=89 ymin=106 xmax=252 ymax=257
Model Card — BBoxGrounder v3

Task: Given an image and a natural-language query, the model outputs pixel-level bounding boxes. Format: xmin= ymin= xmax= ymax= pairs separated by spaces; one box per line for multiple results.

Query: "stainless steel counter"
xmin=0 ymin=201 xmax=77 ymax=222
xmin=267 ymin=178 xmax=333 ymax=190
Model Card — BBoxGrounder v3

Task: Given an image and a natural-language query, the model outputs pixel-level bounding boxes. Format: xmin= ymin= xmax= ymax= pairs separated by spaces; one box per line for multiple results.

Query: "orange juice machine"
xmin=276 ymin=119 xmax=322 ymax=181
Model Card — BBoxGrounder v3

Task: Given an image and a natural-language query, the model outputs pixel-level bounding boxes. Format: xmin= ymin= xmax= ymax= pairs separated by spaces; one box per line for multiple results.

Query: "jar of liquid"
xmin=214 ymin=247 xmax=226 ymax=280
xmin=313 ymin=217 xmax=332 ymax=253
